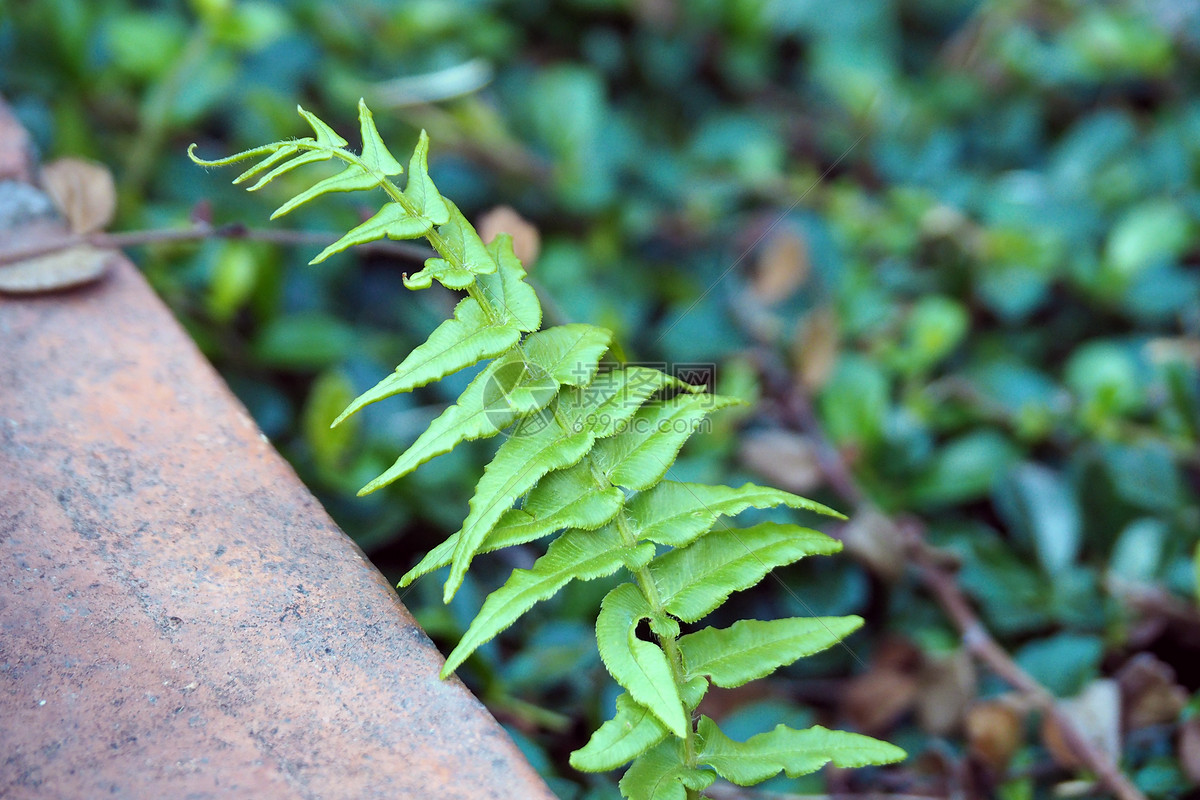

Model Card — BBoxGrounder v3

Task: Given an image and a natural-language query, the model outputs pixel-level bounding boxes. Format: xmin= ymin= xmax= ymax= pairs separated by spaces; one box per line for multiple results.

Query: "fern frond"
xmin=192 ymin=104 xmax=905 ymax=799
xmin=650 ymin=523 xmax=842 ymax=622
xmin=442 ymin=524 xmax=652 ymax=676
xmin=678 ymin=616 xmax=863 ymax=688
xmin=695 ymin=717 xmax=906 ymax=786
xmin=626 ymin=481 xmax=844 ymax=548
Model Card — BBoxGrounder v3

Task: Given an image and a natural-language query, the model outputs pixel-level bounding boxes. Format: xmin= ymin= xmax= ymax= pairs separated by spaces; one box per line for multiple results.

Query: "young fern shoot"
xmin=190 ymin=101 xmax=905 ymax=799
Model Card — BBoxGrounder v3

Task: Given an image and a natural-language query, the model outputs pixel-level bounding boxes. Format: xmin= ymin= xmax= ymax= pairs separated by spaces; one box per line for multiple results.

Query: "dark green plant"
xmin=190 ymin=101 xmax=904 ymax=799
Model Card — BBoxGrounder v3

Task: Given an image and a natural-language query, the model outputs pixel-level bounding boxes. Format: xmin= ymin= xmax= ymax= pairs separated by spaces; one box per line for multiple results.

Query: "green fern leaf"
xmin=596 ymin=583 xmax=689 ymax=738
xmin=476 ymin=234 xmax=541 ymax=332
xmin=591 ymin=394 xmax=741 ymax=490
xmin=441 ymin=524 xmax=652 ymax=676
xmin=651 ymin=522 xmax=842 ymax=622
xmin=679 ymin=616 xmax=863 ymax=688
xmin=399 ymin=460 xmax=623 ymax=587
xmin=355 ymin=98 xmax=404 ymax=177
xmin=297 ymin=105 xmax=349 ymax=148
xmin=245 ymin=149 xmax=334 ymax=191
xmin=403 ymin=129 xmax=450 ymax=225
xmin=443 ymin=361 xmax=668 ymax=600
xmin=443 ymin=411 xmax=595 ymax=602
xmin=627 ymin=481 xmax=844 ymax=548
xmin=520 ymin=323 xmax=612 ymax=384
xmin=269 ymin=166 xmax=383 ymax=220
xmin=358 ymin=352 xmax=564 ymax=495
xmin=417 ymin=199 xmax=498 ymax=282
xmin=571 ymin=693 xmax=670 ymax=773
xmin=619 ymin=739 xmax=715 ymax=800
xmin=332 ymin=297 xmax=519 ymax=427
xmin=696 ymin=717 xmax=906 ymax=786
xmin=311 ymin=202 xmax=433 ymax=264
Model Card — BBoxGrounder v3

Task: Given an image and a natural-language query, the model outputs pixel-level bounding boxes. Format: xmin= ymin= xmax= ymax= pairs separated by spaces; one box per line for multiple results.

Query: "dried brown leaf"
xmin=0 ymin=245 xmax=112 ymax=294
xmin=915 ymin=648 xmax=977 ymax=736
xmin=1041 ymin=679 xmax=1121 ymax=770
xmin=793 ymin=306 xmax=839 ymax=392
xmin=737 ymin=430 xmax=821 ymax=494
xmin=41 ymin=157 xmax=116 ymax=234
xmin=842 ymin=639 xmax=921 ymax=734
xmin=966 ymin=699 xmax=1025 ymax=772
xmin=477 ymin=205 xmax=540 ymax=267
xmin=1116 ymin=653 xmax=1187 ymax=729
xmin=840 ymin=507 xmax=906 ymax=581
xmin=753 ymin=229 xmax=808 ymax=303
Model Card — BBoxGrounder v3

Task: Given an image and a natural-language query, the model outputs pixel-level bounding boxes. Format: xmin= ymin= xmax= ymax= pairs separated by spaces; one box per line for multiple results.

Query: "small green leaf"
xmin=403 ymin=259 xmax=476 ymax=290
xmin=444 ymin=404 xmax=595 ymax=602
xmin=591 ymin=394 xmax=740 ymax=490
xmin=359 ymin=347 xmax=561 ymax=495
xmin=297 ymin=104 xmax=348 ymax=148
xmin=356 ymin=98 xmax=404 ymax=176
xmin=697 ymin=717 xmax=905 ymax=785
xmin=521 ymin=323 xmax=612 ymax=385
xmin=679 ymin=616 xmax=863 ymax=688
xmin=333 ymin=296 xmax=520 ymax=426
xmin=627 ymin=481 xmax=844 ymax=548
xmin=442 ymin=525 xmax=649 ymax=676
xmin=246 ymin=149 xmax=333 ymax=192
xmin=270 ymin=165 xmax=381 ymax=219
xmin=310 ymin=202 xmax=433 ymax=264
xmin=404 ymin=129 xmax=450 ymax=225
xmin=400 ymin=460 xmax=622 ymax=587
xmin=476 ymin=234 xmax=542 ymax=332
xmin=428 ymin=199 xmax=498 ymax=275
xmin=651 ymin=522 xmax=842 ymax=622
xmin=570 ymin=693 xmax=670 ymax=772
xmin=596 ymin=583 xmax=689 ymax=738
xmin=619 ymin=739 xmax=715 ymax=800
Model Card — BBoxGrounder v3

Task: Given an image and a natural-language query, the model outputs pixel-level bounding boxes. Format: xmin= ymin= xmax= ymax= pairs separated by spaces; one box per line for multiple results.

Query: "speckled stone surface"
xmin=0 ymin=97 xmax=556 ymax=800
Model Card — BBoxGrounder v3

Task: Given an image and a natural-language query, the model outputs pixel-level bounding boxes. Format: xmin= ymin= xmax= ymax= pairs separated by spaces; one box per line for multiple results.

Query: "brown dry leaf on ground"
xmin=477 ymin=205 xmax=540 ymax=266
xmin=1116 ymin=653 xmax=1188 ymax=729
xmin=737 ymin=430 xmax=822 ymax=494
xmin=842 ymin=638 xmax=921 ymax=734
xmin=965 ymin=698 xmax=1026 ymax=773
xmin=915 ymin=648 xmax=977 ymax=736
xmin=1042 ymin=679 xmax=1122 ymax=770
xmin=752 ymin=229 xmax=809 ymax=303
xmin=0 ymin=245 xmax=113 ymax=294
xmin=840 ymin=507 xmax=906 ymax=581
xmin=41 ymin=157 xmax=116 ymax=234
xmin=792 ymin=306 xmax=839 ymax=392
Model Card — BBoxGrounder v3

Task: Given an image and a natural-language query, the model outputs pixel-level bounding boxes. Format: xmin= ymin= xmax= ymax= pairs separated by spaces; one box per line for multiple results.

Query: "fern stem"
xmin=616 ymin=514 xmax=699 ymax=776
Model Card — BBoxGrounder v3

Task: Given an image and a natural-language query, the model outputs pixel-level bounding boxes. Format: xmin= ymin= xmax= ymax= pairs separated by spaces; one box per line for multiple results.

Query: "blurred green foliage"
xmin=4 ymin=0 xmax=1199 ymax=797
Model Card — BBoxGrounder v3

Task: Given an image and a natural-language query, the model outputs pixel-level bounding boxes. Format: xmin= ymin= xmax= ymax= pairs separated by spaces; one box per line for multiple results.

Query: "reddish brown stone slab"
xmin=0 ymin=111 xmax=555 ymax=799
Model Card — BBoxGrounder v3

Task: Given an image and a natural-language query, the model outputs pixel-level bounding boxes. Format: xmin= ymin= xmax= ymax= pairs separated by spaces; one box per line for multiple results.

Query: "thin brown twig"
xmin=0 ymin=224 xmax=434 ymax=268
xmin=752 ymin=348 xmax=1148 ymax=800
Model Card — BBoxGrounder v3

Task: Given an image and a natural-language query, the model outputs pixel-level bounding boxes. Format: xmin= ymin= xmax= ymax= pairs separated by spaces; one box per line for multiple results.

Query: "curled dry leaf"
xmin=1041 ymin=679 xmax=1121 ymax=770
xmin=40 ymin=157 xmax=117 ymax=234
xmin=965 ymin=698 xmax=1025 ymax=773
xmin=737 ymin=429 xmax=821 ymax=494
xmin=842 ymin=638 xmax=921 ymax=734
xmin=0 ymin=245 xmax=113 ymax=294
xmin=752 ymin=229 xmax=809 ymax=303
xmin=840 ymin=506 xmax=906 ymax=581
xmin=915 ymin=648 xmax=977 ymax=736
xmin=477 ymin=205 xmax=540 ymax=267
xmin=1116 ymin=653 xmax=1188 ymax=729
xmin=793 ymin=306 xmax=839 ymax=392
